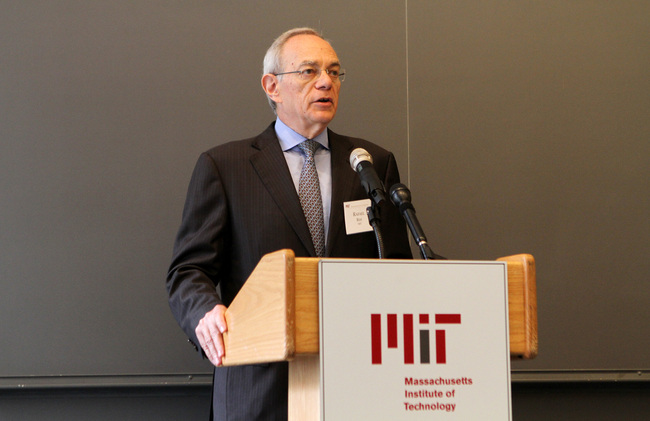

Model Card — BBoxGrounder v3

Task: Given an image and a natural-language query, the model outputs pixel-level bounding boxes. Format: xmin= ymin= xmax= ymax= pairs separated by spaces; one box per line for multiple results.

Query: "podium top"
xmin=222 ymin=249 xmax=537 ymax=366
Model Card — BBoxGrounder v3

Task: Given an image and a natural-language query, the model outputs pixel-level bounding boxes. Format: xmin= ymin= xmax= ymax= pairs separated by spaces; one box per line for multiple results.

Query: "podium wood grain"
xmin=221 ymin=249 xmax=296 ymax=366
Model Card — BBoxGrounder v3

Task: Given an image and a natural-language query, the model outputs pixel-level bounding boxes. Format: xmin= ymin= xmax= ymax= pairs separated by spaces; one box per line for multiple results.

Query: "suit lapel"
xmin=326 ymin=130 xmax=357 ymax=256
xmin=249 ymin=124 xmax=317 ymax=256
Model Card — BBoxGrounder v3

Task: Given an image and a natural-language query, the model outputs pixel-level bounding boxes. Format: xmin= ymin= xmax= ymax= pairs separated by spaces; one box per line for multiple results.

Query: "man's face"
xmin=271 ymin=34 xmax=342 ymax=139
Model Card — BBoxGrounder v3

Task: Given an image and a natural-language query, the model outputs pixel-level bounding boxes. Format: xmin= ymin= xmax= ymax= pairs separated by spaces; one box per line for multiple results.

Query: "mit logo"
xmin=371 ymin=313 xmax=461 ymax=365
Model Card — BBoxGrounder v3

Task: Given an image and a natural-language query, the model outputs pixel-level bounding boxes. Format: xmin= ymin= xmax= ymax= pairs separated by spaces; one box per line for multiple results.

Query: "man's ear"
xmin=261 ymin=74 xmax=281 ymax=104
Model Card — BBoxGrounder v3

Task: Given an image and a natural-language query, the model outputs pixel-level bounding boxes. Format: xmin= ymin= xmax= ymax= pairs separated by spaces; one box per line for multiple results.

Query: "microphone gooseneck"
xmin=389 ymin=183 xmax=436 ymax=260
xmin=349 ymin=148 xmax=387 ymax=205
xmin=349 ymin=148 xmax=387 ymax=257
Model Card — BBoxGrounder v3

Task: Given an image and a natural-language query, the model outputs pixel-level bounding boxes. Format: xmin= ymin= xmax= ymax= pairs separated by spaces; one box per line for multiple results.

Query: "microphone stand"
xmin=389 ymin=183 xmax=437 ymax=260
xmin=366 ymin=203 xmax=385 ymax=259
xmin=401 ymin=207 xmax=436 ymax=260
xmin=349 ymin=148 xmax=387 ymax=258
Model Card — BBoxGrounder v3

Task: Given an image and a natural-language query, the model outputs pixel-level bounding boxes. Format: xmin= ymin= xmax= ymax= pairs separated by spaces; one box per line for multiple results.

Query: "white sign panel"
xmin=319 ymin=260 xmax=511 ymax=420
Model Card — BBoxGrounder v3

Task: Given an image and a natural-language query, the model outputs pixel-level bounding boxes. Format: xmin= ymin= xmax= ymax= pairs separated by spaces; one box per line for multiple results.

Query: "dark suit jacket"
xmin=167 ymin=123 xmax=412 ymax=420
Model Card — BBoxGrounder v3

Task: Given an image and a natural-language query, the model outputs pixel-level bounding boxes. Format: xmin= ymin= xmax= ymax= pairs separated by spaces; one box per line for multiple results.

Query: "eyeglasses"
xmin=274 ymin=67 xmax=346 ymax=82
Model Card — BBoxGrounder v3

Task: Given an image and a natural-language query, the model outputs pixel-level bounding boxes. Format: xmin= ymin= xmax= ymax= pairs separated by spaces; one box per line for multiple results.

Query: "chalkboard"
xmin=1 ymin=1 xmax=647 ymax=382
xmin=0 ymin=1 xmax=409 ymax=379
xmin=407 ymin=1 xmax=650 ymax=371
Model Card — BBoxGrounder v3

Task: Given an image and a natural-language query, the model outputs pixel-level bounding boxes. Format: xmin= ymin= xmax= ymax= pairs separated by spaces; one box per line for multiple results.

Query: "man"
xmin=167 ymin=27 xmax=412 ymax=420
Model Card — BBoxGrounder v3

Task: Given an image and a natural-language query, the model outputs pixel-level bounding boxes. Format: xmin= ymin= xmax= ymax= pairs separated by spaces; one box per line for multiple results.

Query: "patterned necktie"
xmin=298 ymin=140 xmax=326 ymax=257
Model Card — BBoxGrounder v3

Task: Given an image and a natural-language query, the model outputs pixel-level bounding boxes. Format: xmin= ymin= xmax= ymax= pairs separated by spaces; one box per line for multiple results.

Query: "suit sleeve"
xmin=166 ymin=152 xmax=228 ymax=350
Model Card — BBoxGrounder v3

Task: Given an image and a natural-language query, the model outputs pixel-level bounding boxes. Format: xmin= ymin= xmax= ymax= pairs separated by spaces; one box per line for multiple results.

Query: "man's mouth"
xmin=315 ymin=98 xmax=332 ymax=104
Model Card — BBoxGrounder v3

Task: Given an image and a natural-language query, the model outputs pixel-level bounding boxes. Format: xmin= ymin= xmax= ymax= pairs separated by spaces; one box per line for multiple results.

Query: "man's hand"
xmin=195 ymin=304 xmax=228 ymax=367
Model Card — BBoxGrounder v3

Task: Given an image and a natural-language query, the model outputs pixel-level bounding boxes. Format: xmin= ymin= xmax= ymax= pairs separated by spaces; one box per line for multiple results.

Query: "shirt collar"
xmin=274 ymin=118 xmax=329 ymax=152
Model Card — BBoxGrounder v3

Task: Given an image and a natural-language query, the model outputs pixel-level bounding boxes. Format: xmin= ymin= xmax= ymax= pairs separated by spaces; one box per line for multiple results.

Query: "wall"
xmin=1 ymin=1 xmax=648 ymax=419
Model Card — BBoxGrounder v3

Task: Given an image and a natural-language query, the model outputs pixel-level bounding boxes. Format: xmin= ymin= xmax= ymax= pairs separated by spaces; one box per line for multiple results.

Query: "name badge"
xmin=343 ymin=199 xmax=373 ymax=235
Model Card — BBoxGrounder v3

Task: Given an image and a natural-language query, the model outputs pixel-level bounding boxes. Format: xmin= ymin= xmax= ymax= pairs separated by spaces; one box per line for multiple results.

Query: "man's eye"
xmin=301 ymin=68 xmax=316 ymax=76
xmin=329 ymin=69 xmax=339 ymax=77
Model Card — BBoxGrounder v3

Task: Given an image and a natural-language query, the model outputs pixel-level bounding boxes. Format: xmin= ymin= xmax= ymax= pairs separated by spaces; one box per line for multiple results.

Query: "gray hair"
xmin=262 ymin=27 xmax=325 ymax=113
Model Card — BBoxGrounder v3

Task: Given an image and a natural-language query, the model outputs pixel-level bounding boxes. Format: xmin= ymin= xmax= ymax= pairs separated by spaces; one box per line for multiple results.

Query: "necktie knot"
xmin=298 ymin=139 xmax=320 ymax=159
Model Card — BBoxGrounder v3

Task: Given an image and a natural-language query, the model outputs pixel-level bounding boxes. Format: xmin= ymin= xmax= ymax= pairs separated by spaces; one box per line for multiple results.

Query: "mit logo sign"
xmin=371 ymin=313 xmax=461 ymax=365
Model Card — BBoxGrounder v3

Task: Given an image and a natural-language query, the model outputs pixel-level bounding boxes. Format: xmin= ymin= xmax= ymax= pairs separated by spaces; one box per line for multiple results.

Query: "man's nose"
xmin=314 ymin=69 xmax=334 ymax=88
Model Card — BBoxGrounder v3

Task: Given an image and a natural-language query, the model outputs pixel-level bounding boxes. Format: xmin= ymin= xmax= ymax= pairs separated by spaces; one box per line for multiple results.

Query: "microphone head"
xmin=389 ymin=183 xmax=413 ymax=208
xmin=349 ymin=148 xmax=373 ymax=171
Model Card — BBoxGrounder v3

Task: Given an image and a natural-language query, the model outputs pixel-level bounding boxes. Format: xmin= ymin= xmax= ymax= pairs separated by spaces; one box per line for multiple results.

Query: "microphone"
xmin=389 ymin=183 xmax=436 ymax=260
xmin=349 ymin=148 xmax=387 ymax=205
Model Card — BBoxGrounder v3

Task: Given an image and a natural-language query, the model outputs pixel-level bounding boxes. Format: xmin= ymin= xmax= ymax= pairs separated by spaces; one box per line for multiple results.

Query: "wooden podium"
xmin=221 ymin=249 xmax=537 ymax=420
